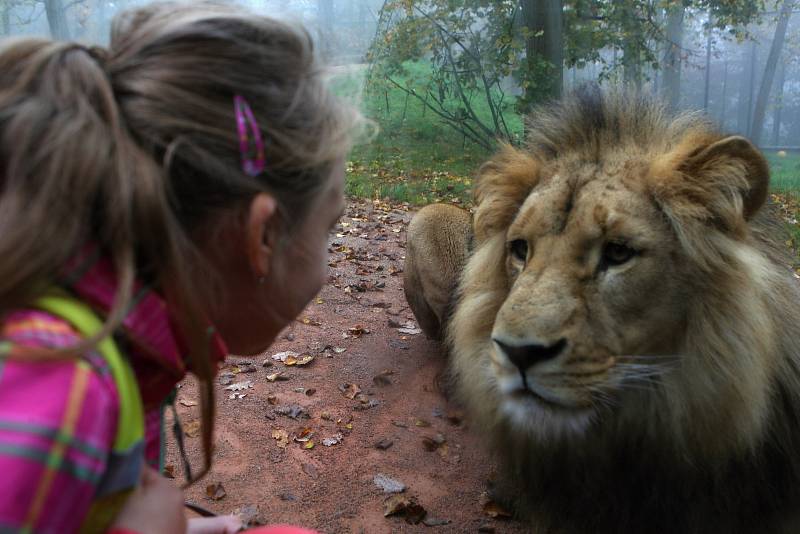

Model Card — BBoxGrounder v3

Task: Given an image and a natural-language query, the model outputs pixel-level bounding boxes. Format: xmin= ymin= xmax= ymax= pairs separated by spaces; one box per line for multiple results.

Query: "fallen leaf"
xmin=384 ymin=495 xmax=412 ymax=516
xmin=483 ymin=500 xmax=512 ymax=519
xmin=184 ymin=420 xmax=201 ymax=438
xmin=218 ymin=372 xmax=235 ymax=386
xmin=374 ymin=473 xmax=406 ymax=493
xmin=392 ymin=420 xmax=408 ymax=428
xmin=231 ymin=361 xmax=257 ymax=374
xmin=272 ymin=351 xmax=298 ymax=363
xmin=322 ymin=433 xmax=343 ymax=447
xmin=373 ymin=370 xmax=394 ymax=387
xmin=301 ymin=317 xmax=322 ymax=326
xmin=383 ymin=495 xmax=427 ymax=524
xmin=415 ymin=419 xmax=431 ymax=428
xmin=305 ymin=388 xmax=317 ymax=396
xmin=294 ymin=428 xmax=314 ymax=442
xmin=275 ymin=404 xmax=310 ymax=420
xmin=375 ymin=439 xmax=394 ymax=450
xmin=304 ymin=440 xmax=315 ymax=450
xmin=179 ymin=398 xmax=198 ymax=407
xmin=286 ymin=353 xmax=315 ymax=366
xmin=225 ymin=380 xmax=253 ymax=391
xmin=267 ymin=394 xmax=278 ymax=405
xmin=163 ymin=464 xmax=176 ymax=479
xmin=205 ymin=482 xmax=226 ymax=501
xmin=339 ymin=383 xmax=362 ymax=400
xmin=271 ymin=428 xmax=289 ymax=449
xmin=266 ymin=372 xmax=289 ymax=382
xmin=228 ymin=392 xmax=247 ymax=400
xmin=398 ymin=327 xmax=422 ymax=335
xmin=423 ymin=517 xmax=451 ymax=527
xmin=347 ymin=325 xmax=370 ymax=338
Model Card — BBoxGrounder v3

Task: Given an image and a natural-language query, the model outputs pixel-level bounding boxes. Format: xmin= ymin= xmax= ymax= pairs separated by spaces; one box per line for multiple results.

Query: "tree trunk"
xmin=750 ymin=0 xmax=794 ymax=145
xmin=737 ymin=42 xmax=756 ymax=135
xmin=317 ymin=0 xmax=334 ymax=60
xmin=45 ymin=0 xmax=71 ymax=40
xmin=662 ymin=3 xmax=685 ymax=112
xmin=520 ymin=0 xmax=564 ymax=107
xmin=720 ymin=60 xmax=728 ymax=130
xmin=2 ymin=2 xmax=9 ymax=36
xmin=703 ymin=14 xmax=713 ymax=110
xmin=773 ymin=60 xmax=786 ymax=145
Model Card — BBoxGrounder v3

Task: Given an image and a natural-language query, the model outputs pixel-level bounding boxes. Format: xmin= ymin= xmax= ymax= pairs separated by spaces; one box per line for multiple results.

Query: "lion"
xmin=441 ymin=88 xmax=800 ymax=533
xmin=403 ymin=203 xmax=471 ymax=340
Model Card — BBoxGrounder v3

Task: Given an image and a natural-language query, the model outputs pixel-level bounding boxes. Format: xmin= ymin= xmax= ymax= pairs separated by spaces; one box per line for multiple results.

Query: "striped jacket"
xmin=0 ymin=251 xmax=226 ymax=533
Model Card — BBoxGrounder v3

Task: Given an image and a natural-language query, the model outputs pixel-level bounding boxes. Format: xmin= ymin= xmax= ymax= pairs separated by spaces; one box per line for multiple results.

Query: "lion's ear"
xmin=682 ymin=136 xmax=769 ymax=220
xmin=473 ymin=144 xmax=540 ymax=243
xmin=651 ymin=134 xmax=770 ymax=234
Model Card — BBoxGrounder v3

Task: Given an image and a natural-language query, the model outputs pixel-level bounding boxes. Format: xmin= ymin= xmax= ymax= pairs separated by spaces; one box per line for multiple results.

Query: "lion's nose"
xmin=493 ymin=338 xmax=567 ymax=372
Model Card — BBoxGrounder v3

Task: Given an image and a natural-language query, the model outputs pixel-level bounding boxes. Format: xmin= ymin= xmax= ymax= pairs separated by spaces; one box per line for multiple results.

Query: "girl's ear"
xmin=246 ymin=193 xmax=279 ymax=279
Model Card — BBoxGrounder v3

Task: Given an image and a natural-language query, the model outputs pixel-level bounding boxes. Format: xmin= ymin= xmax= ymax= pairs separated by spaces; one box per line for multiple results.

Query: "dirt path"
xmin=166 ymin=198 xmax=527 ymax=533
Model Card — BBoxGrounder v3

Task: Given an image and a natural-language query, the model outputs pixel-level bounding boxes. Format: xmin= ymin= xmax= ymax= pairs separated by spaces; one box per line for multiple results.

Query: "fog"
xmin=2 ymin=0 xmax=799 ymax=150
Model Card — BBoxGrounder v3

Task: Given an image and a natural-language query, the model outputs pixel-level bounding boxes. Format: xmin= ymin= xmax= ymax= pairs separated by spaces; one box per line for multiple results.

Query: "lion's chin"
xmin=499 ymin=392 xmax=595 ymax=441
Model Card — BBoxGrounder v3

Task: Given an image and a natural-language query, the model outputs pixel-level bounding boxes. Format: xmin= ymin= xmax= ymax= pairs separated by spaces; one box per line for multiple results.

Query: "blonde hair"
xmin=0 ymin=1 xmax=361 ymax=483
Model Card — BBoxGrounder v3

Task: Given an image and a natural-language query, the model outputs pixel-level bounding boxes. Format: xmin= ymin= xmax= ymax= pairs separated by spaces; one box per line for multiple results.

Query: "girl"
xmin=0 ymin=2 xmax=360 ymax=532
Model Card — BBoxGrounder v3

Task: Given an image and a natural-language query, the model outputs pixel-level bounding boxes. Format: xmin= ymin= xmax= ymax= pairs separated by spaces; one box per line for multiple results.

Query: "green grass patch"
xmin=765 ymin=151 xmax=800 ymax=194
xmin=337 ymin=61 xmax=522 ymax=205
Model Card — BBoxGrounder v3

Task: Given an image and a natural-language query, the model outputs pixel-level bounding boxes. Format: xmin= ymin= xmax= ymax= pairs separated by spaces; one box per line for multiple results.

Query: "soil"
xmin=165 ymin=198 xmax=528 ymax=534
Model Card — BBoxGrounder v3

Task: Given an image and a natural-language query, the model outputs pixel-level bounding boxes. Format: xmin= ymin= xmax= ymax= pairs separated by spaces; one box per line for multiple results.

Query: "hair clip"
xmin=233 ymin=94 xmax=266 ymax=177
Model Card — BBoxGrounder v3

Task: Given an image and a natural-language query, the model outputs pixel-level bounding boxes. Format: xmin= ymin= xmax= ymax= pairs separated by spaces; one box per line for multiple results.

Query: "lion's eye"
xmin=602 ymin=242 xmax=637 ymax=267
xmin=509 ymin=239 xmax=529 ymax=262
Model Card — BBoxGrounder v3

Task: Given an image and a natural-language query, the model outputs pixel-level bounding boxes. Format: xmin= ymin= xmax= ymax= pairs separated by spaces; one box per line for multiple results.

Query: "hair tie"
xmin=233 ymin=95 xmax=266 ymax=177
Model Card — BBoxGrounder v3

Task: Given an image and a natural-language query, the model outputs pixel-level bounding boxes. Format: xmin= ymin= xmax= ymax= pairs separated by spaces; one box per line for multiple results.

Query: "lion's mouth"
xmin=510 ymin=387 xmax=571 ymax=410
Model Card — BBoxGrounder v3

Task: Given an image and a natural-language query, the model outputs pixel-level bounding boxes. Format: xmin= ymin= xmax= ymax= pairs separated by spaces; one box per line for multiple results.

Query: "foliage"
xmin=367 ymin=0 xmax=527 ymax=150
xmin=367 ymin=0 xmax=765 ymax=149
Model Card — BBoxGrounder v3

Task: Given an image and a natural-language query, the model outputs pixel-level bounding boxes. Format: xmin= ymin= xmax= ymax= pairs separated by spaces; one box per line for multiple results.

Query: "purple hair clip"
xmin=233 ymin=94 xmax=266 ymax=177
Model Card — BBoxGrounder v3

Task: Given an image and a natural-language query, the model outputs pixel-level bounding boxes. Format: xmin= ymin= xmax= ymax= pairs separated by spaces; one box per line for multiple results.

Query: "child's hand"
xmin=111 ymin=465 xmax=187 ymax=534
xmin=188 ymin=515 xmax=243 ymax=534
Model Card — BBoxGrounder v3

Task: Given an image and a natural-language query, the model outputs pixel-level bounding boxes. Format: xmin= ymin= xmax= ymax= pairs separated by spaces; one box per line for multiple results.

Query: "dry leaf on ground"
xmin=271 ymin=429 xmax=289 ymax=449
xmin=205 ymin=482 xmax=226 ymax=501
xmin=339 ymin=383 xmax=361 ymax=400
xmin=183 ymin=420 xmax=201 ymax=438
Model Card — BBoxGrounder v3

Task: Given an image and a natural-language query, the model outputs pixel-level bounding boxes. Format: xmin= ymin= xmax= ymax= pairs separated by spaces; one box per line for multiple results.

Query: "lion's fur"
xmin=448 ymin=87 xmax=800 ymax=533
xmin=404 ymin=203 xmax=472 ymax=340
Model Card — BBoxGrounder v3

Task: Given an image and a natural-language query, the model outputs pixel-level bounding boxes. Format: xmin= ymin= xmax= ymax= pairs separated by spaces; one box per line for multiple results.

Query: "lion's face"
xmin=490 ymin=158 xmax=690 ymax=431
xmin=455 ymin=130 xmax=772 ymax=442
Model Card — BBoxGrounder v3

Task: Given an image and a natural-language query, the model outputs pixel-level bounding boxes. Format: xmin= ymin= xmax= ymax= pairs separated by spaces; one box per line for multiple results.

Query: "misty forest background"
xmin=3 ymin=0 xmax=800 ymax=246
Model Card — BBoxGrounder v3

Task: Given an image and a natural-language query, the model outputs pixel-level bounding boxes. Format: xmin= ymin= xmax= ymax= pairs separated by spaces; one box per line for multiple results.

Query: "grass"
xmin=765 ymin=151 xmax=800 ymax=195
xmin=336 ymin=61 xmax=522 ymax=206
xmin=335 ymin=61 xmax=800 ymax=208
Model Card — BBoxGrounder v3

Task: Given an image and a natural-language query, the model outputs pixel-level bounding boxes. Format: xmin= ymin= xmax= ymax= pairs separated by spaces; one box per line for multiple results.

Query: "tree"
xmin=368 ymin=0 xmax=526 ymax=149
xmin=750 ymin=0 xmax=794 ymax=145
xmin=318 ymin=0 xmax=334 ymax=59
xmin=44 ymin=0 xmax=71 ymax=40
xmin=662 ymin=3 xmax=685 ymax=112
xmin=367 ymin=0 xmax=766 ymax=149
xmin=772 ymin=59 xmax=786 ymax=145
xmin=520 ymin=0 xmax=564 ymax=106
xmin=2 ymin=3 xmax=9 ymax=36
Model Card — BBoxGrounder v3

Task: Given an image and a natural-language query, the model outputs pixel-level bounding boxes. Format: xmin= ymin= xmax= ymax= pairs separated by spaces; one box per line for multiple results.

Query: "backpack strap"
xmin=34 ymin=291 xmax=145 ymax=532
